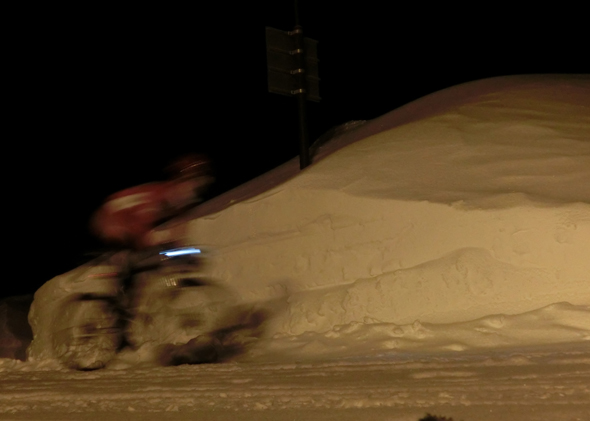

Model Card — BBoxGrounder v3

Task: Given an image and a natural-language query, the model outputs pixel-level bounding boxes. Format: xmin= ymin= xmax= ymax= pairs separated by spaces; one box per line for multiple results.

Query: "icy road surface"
xmin=2 ymin=343 xmax=589 ymax=421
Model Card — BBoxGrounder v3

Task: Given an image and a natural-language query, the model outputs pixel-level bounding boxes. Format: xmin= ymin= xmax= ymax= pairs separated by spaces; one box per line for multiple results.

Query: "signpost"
xmin=266 ymin=2 xmax=319 ymax=169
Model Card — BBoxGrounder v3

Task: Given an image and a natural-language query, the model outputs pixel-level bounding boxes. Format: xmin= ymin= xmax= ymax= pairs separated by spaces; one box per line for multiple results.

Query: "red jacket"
xmin=92 ymin=177 xmax=210 ymax=248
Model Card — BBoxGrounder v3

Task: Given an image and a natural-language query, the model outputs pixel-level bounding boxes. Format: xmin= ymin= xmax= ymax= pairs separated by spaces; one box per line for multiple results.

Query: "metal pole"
xmin=293 ymin=0 xmax=309 ymax=169
xmin=294 ymin=0 xmax=301 ymax=26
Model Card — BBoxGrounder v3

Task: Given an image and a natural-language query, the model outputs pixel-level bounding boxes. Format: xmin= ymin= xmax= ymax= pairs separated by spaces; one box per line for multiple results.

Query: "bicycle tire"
xmin=53 ymin=294 xmax=123 ymax=370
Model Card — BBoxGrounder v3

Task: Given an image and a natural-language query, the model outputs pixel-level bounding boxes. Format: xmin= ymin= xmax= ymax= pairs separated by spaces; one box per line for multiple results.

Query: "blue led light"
xmin=160 ymin=247 xmax=202 ymax=257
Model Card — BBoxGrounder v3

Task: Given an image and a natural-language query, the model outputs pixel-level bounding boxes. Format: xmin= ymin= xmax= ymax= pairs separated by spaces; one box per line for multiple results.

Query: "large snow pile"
xmin=185 ymin=74 xmax=590 ymax=352
xmin=27 ymin=74 xmax=590 ymax=365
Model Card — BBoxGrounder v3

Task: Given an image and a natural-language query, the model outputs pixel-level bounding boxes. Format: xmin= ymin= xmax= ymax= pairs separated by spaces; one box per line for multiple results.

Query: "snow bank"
xmin=250 ymin=302 xmax=590 ymax=362
xmin=187 ymin=74 xmax=590 ymax=337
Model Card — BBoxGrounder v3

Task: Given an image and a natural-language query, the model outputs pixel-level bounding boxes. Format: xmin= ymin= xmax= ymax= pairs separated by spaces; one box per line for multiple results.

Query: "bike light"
xmin=160 ymin=247 xmax=202 ymax=257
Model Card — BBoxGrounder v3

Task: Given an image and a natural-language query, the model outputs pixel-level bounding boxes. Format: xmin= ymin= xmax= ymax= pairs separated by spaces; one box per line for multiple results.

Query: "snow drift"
xmin=185 ymin=74 xmax=590 ymax=339
xmin=27 ymin=74 xmax=590 ymax=364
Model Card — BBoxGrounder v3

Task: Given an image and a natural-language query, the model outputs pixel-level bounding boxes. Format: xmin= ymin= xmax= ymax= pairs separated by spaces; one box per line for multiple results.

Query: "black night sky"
xmin=5 ymin=2 xmax=587 ymax=299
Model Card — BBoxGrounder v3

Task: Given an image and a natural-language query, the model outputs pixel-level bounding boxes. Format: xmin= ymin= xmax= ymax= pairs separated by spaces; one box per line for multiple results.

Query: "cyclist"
xmin=91 ymin=153 xmax=214 ymax=250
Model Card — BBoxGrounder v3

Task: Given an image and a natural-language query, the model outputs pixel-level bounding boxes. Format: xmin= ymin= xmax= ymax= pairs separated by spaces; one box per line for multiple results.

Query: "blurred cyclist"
xmin=52 ymin=155 xmax=219 ymax=369
xmin=91 ymin=153 xmax=214 ymax=250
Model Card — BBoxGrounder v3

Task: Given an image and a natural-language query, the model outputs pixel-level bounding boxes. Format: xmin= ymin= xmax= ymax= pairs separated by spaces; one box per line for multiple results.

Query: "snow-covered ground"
xmin=1 ymin=74 xmax=589 ymax=420
xmin=2 ymin=342 xmax=589 ymax=421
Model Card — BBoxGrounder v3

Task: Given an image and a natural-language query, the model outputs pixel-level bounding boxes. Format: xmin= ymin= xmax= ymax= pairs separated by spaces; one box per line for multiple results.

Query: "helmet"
xmin=166 ymin=153 xmax=211 ymax=179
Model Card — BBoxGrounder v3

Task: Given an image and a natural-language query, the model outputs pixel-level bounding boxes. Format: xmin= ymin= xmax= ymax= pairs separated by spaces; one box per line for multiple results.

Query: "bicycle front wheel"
xmin=52 ymin=295 xmax=122 ymax=370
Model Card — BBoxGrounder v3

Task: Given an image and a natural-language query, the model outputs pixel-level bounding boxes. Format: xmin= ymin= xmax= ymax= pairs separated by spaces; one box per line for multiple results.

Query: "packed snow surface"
xmin=10 ymin=75 xmax=590 ymax=420
xmin=2 ymin=343 xmax=590 ymax=420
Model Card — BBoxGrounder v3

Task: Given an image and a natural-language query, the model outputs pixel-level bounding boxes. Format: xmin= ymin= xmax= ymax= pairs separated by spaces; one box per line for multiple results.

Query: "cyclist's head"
xmin=165 ymin=153 xmax=211 ymax=180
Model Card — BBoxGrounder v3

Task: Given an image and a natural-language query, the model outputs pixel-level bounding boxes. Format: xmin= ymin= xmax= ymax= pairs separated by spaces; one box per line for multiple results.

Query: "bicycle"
xmin=52 ymin=245 xmax=244 ymax=370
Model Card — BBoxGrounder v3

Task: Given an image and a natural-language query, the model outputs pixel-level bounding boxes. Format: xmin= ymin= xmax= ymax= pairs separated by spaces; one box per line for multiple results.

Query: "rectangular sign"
xmin=266 ymin=27 xmax=320 ymax=102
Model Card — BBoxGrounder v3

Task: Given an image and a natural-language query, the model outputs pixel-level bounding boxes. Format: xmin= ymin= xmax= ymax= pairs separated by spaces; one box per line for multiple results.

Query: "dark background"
xmin=5 ymin=2 xmax=587 ymax=299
